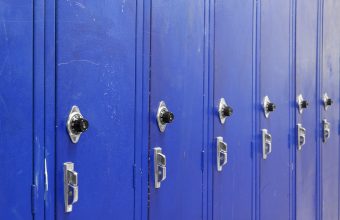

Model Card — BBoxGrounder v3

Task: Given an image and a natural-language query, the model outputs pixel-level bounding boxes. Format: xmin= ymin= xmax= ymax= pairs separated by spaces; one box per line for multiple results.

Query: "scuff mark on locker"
xmin=121 ymin=0 xmax=126 ymax=13
xmin=2 ymin=20 xmax=8 ymax=41
xmin=66 ymin=0 xmax=86 ymax=9
xmin=58 ymin=59 xmax=100 ymax=66
xmin=74 ymin=1 xmax=85 ymax=9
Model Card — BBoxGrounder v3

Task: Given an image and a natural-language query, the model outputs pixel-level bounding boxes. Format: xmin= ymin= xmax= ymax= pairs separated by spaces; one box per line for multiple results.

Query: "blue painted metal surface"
xmin=295 ymin=0 xmax=318 ymax=219
xmin=135 ymin=1 xmax=150 ymax=220
xmin=256 ymin=0 xmax=293 ymax=219
xmin=55 ymin=1 xmax=137 ymax=219
xmin=1 ymin=0 xmax=340 ymax=219
xmin=212 ymin=0 xmax=254 ymax=219
xmin=33 ymin=0 xmax=46 ymax=219
xmin=0 ymin=1 xmax=33 ymax=219
xmin=148 ymin=1 xmax=205 ymax=219
xmin=320 ymin=0 xmax=340 ymax=219
xmin=44 ymin=0 xmax=56 ymax=219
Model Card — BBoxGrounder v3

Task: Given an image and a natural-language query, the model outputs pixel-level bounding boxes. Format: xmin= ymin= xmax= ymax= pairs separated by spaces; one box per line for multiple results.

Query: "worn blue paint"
xmin=295 ymin=0 xmax=318 ymax=219
xmin=212 ymin=0 xmax=254 ymax=220
xmin=33 ymin=0 xmax=46 ymax=219
xmin=0 ymin=1 xmax=33 ymax=219
xmin=320 ymin=0 xmax=340 ymax=219
xmin=1 ymin=0 xmax=40 ymax=218
xmin=55 ymin=1 xmax=137 ymax=219
xmin=44 ymin=0 xmax=56 ymax=219
xmin=257 ymin=0 xmax=293 ymax=220
xmin=148 ymin=1 xmax=205 ymax=219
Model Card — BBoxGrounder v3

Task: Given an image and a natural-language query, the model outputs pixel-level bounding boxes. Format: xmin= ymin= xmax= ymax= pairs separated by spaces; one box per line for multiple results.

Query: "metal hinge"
xmin=31 ymin=184 xmax=38 ymax=214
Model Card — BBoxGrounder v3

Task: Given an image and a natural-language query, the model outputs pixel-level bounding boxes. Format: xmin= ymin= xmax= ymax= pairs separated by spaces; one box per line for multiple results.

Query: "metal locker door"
xmin=212 ymin=0 xmax=254 ymax=219
xmin=0 ymin=1 xmax=34 ymax=219
xmin=257 ymin=0 xmax=292 ymax=219
xmin=295 ymin=0 xmax=318 ymax=219
xmin=321 ymin=0 xmax=340 ymax=219
xmin=148 ymin=1 xmax=205 ymax=219
xmin=55 ymin=1 xmax=137 ymax=219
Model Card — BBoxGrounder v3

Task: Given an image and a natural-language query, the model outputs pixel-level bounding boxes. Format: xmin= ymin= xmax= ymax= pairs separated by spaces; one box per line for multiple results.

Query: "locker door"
xmin=295 ymin=0 xmax=318 ymax=219
xmin=212 ymin=0 xmax=253 ymax=219
xmin=148 ymin=1 xmax=205 ymax=219
xmin=321 ymin=0 xmax=340 ymax=219
xmin=258 ymin=0 xmax=292 ymax=219
xmin=0 ymin=1 xmax=33 ymax=219
xmin=55 ymin=1 xmax=137 ymax=219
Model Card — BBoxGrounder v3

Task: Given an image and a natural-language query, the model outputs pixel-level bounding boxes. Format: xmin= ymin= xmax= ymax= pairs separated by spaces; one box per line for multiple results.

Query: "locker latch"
xmin=157 ymin=101 xmax=174 ymax=132
xmin=218 ymin=98 xmax=233 ymax=124
xmin=262 ymin=129 xmax=272 ymax=159
xmin=216 ymin=137 xmax=227 ymax=171
xmin=323 ymin=93 xmax=333 ymax=111
xmin=297 ymin=94 xmax=309 ymax=114
xmin=297 ymin=124 xmax=306 ymax=150
xmin=154 ymin=147 xmax=167 ymax=188
xmin=64 ymin=162 xmax=78 ymax=213
xmin=323 ymin=119 xmax=331 ymax=143
xmin=263 ymin=96 xmax=276 ymax=118
xmin=67 ymin=106 xmax=89 ymax=143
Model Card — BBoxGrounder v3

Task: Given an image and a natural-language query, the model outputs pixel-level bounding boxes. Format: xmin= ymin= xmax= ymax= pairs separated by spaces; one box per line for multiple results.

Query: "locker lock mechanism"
xmin=323 ymin=93 xmax=333 ymax=110
xmin=67 ymin=106 xmax=89 ymax=143
xmin=297 ymin=124 xmax=306 ymax=150
xmin=263 ymin=96 xmax=276 ymax=118
xmin=262 ymin=129 xmax=272 ymax=159
xmin=218 ymin=98 xmax=233 ymax=124
xmin=64 ymin=162 xmax=79 ymax=213
xmin=154 ymin=147 xmax=167 ymax=189
xmin=157 ymin=101 xmax=174 ymax=132
xmin=322 ymin=119 xmax=331 ymax=143
xmin=297 ymin=94 xmax=309 ymax=114
xmin=216 ymin=137 xmax=228 ymax=171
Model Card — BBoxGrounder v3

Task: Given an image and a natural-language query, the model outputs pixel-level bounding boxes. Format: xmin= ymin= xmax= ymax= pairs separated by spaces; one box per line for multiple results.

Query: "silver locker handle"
xmin=154 ymin=147 xmax=167 ymax=189
xmin=64 ymin=162 xmax=79 ymax=213
xmin=262 ymin=129 xmax=272 ymax=159
xmin=297 ymin=124 xmax=306 ymax=151
xmin=323 ymin=119 xmax=331 ymax=143
xmin=217 ymin=137 xmax=228 ymax=171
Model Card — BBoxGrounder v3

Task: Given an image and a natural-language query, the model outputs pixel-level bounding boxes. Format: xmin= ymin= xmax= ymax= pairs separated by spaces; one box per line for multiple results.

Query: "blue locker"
xmin=295 ymin=0 xmax=318 ymax=219
xmin=320 ymin=0 xmax=340 ymax=219
xmin=148 ymin=0 xmax=205 ymax=219
xmin=212 ymin=0 xmax=254 ymax=219
xmin=0 ymin=1 xmax=34 ymax=219
xmin=55 ymin=1 xmax=137 ymax=219
xmin=257 ymin=0 xmax=293 ymax=219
